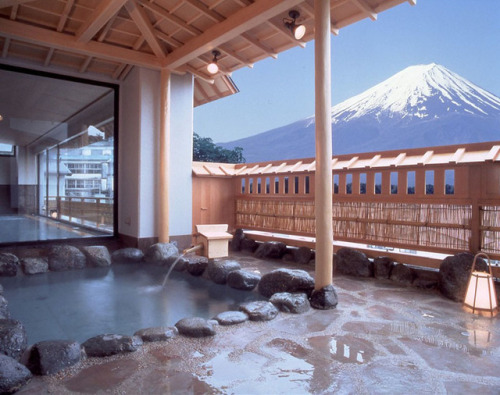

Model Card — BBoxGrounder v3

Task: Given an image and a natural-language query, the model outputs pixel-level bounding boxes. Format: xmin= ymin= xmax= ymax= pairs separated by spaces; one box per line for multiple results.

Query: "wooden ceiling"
xmin=0 ymin=0 xmax=415 ymax=106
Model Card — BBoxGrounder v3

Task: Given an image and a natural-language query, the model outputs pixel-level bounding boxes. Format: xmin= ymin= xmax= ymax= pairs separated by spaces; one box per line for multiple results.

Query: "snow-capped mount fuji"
xmin=220 ymin=63 xmax=500 ymax=162
xmin=332 ymin=63 xmax=500 ymax=122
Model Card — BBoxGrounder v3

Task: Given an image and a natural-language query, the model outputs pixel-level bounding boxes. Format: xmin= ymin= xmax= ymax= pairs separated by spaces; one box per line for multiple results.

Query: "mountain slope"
xmin=220 ymin=63 xmax=500 ymax=162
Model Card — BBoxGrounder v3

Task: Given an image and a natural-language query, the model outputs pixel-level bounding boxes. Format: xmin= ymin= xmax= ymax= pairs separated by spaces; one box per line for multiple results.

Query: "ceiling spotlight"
xmin=207 ymin=50 xmax=221 ymax=74
xmin=284 ymin=10 xmax=306 ymax=40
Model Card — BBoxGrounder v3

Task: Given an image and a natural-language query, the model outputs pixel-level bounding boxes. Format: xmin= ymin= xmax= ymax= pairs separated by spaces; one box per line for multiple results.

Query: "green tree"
xmin=193 ymin=133 xmax=245 ymax=163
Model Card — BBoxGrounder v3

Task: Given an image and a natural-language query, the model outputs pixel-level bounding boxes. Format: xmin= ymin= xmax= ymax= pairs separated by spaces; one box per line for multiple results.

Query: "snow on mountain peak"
xmin=331 ymin=63 xmax=500 ymax=123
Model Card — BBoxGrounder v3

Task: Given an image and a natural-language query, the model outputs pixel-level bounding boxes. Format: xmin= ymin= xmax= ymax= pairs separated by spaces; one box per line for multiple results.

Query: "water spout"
xmin=161 ymin=244 xmax=204 ymax=287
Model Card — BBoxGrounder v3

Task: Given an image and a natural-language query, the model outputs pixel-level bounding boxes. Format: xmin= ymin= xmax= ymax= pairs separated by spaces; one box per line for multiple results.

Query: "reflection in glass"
xmin=0 ymin=67 xmax=116 ymax=244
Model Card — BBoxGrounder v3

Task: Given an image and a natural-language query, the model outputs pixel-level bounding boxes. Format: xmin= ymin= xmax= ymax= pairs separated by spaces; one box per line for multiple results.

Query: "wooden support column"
xmin=159 ymin=68 xmax=171 ymax=242
xmin=314 ymin=0 xmax=333 ymax=290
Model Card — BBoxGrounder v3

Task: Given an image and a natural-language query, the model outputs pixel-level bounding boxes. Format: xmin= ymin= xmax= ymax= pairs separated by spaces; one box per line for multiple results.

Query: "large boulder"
xmin=335 ymin=248 xmax=373 ymax=278
xmin=175 ymin=318 xmax=216 ymax=337
xmin=25 ymin=340 xmax=83 ymax=375
xmin=439 ymin=252 xmax=487 ymax=301
xmin=185 ymin=256 xmax=208 ymax=276
xmin=231 ymin=229 xmax=245 ymax=252
xmin=0 ymin=354 xmax=32 ymax=393
xmin=227 ymin=270 xmax=260 ymax=291
xmin=207 ymin=260 xmax=241 ymax=284
xmin=134 ymin=327 xmax=177 ymax=342
xmin=240 ymin=301 xmax=278 ymax=321
xmin=48 ymin=245 xmax=86 ymax=271
xmin=20 ymin=257 xmax=48 ymax=275
xmin=373 ymin=257 xmax=394 ymax=279
xmin=258 ymin=268 xmax=315 ymax=298
xmin=390 ymin=263 xmax=415 ymax=286
xmin=111 ymin=248 xmax=144 ymax=264
xmin=0 ymin=319 xmax=27 ymax=361
xmin=270 ymin=292 xmax=310 ymax=314
xmin=144 ymin=243 xmax=179 ymax=265
xmin=81 ymin=246 xmax=111 ymax=267
xmin=310 ymin=285 xmax=338 ymax=310
xmin=254 ymin=241 xmax=287 ymax=259
xmin=0 ymin=253 xmax=18 ymax=277
xmin=82 ymin=334 xmax=142 ymax=357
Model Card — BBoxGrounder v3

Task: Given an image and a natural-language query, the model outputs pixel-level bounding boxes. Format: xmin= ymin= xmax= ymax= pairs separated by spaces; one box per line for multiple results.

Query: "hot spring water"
xmin=2 ymin=262 xmax=262 ymax=345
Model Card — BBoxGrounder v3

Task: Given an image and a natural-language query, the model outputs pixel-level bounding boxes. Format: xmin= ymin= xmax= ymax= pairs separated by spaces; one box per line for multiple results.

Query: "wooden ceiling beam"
xmin=79 ymin=56 xmax=93 ymax=73
xmin=1 ymin=37 xmax=10 ymax=58
xmin=184 ymin=0 xmax=222 ymax=23
xmin=140 ymin=1 xmax=200 ymax=37
xmin=43 ymin=47 xmax=54 ymax=66
xmin=9 ymin=4 xmax=17 ymax=19
xmin=0 ymin=0 xmax=36 ymax=8
xmin=76 ymin=0 xmax=128 ymax=43
xmin=182 ymin=0 xmax=254 ymax=67
xmin=57 ymin=0 xmax=74 ymax=32
xmin=218 ymin=45 xmax=253 ymax=68
xmin=352 ymin=0 xmax=378 ymax=21
xmin=156 ymin=30 xmax=183 ymax=48
xmin=240 ymin=33 xmax=277 ymax=59
xmin=125 ymin=0 xmax=166 ymax=59
xmin=162 ymin=0 xmax=302 ymax=69
xmin=0 ymin=18 xmax=162 ymax=69
xmin=186 ymin=65 xmax=215 ymax=84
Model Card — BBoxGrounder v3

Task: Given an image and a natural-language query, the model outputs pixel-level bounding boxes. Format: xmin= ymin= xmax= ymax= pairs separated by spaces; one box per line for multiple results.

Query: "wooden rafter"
xmin=76 ymin=0 xmax=128 ymax=43
xmin=0 ymin=0 xmax=36 ymax=8
xmin=1 ymin=37 xmax=10 ymax=58
xmin=79 ymin=56 xmax=93 ymax=73
xmin=162 ymin=0 xmax=302 ymax=69
xmin=186 ymin=65 xmax=215 ymax=84
xmin=183 ymin=0 xmax=254 ymax=67
xmin=57 ymin=0 xmax=74 ymax=32
xmin=43 ymin=47 xmax=54 ymax=66
xmin=141 ymin=1 xmax=199 ymax=37
xmin=9 ymin=4 xmax=17 ymax=19
xmin=352 ymin=0 xmax=378 ymax=20
xmin=125 ymin=0 xmax=166 ymax=59
xmin=0 ymin=18 xmax=162 ymax=69
xmin=97 ymin=14 xmax=118 ymax=42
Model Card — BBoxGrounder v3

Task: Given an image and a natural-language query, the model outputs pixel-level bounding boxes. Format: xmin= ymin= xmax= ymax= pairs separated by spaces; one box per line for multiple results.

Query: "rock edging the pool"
xmin=0 ymin=241 xmax=335 ymax=393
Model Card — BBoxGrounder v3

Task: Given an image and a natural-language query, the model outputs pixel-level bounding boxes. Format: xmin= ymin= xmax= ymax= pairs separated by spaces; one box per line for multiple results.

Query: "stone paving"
xmin=17 ymin=252 xmax=500 ymax=394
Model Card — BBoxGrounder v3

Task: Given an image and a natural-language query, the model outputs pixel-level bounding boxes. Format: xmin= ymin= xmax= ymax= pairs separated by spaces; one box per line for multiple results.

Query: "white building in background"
xmin=60 ymin=138 xmax=114 ymax=198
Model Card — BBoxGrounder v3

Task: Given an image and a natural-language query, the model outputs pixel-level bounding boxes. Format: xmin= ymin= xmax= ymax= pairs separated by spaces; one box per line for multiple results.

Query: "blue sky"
xmin=194 ymin=0 xmax=500 ymax=143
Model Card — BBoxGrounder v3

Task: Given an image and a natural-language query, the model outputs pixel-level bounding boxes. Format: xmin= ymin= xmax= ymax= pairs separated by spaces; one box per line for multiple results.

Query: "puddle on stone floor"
xmin=308 ymin=335 xmax=376 ymax=364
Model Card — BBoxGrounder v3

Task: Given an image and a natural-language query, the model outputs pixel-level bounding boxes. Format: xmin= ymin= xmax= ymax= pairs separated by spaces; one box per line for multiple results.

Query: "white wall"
xmin=118 ymin=67 xmax=141 ymax=239
xmin=137 ymin=68 xmax=159 ymax=239
xmin=169 ymin=73 xmax=194 ymax=236
xmin=118 ymin=68 xmax=194 ymax=241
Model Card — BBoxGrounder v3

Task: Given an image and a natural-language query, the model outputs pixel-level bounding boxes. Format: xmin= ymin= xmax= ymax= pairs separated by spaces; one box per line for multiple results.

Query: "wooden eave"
xmin=0 ymin=0 xmax=414 ymax=106
xmin=193 ymin=142 xmax=500 ymax=177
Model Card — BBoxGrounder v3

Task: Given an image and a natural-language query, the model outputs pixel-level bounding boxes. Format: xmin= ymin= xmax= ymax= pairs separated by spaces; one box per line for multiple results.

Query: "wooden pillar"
xmin=314 ymin=0 xmax=333 ymax=290
xmin=469 ymin=165 xmax=482 ymax=253
xmin=159 ymin=68 xmax=171 ymax=242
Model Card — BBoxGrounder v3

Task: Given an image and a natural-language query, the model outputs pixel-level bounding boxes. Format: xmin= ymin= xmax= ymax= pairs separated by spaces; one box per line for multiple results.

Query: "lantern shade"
xmin=463 ymin=271 xmax=498 ymax=316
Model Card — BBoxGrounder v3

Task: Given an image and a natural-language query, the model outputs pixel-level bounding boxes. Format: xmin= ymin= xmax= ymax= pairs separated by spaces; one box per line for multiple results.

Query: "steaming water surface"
xmin=2 ymin=263 xmax=263 ymax=345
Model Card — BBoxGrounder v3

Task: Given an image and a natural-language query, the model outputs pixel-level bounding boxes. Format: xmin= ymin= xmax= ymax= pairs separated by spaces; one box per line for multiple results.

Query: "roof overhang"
xmin=0 ymin=0 xmax=415 ymax=106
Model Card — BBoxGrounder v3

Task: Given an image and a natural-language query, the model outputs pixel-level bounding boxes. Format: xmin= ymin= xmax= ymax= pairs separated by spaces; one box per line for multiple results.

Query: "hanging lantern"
xmin=463 ymin=252 xmax=498 ymax=317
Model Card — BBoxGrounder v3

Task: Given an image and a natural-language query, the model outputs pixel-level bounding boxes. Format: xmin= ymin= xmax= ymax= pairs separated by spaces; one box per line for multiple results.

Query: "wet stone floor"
xmin=18 ymin=253 xmax=500 ymax=394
